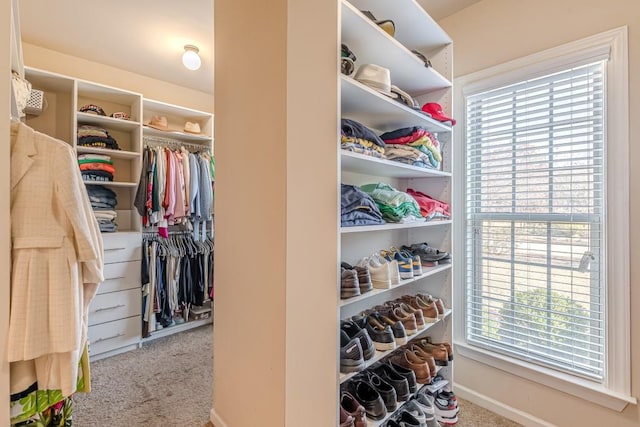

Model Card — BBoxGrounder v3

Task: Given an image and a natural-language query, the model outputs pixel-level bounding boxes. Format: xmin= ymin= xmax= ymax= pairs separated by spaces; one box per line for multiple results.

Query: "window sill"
xmin=455 ymin=342 xmax=637 ymax=412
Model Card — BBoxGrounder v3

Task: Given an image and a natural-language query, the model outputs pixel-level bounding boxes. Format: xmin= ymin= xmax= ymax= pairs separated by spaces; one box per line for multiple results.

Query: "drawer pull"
xmin=93 ymin=333 xmax=125 ymax=344
xmin=93 ymin=304 xmax=126 ymax=312
xmin=104 ymin=276 xmax=126 ymax=281
xmin=104 ymin=247 xmax=126 ymax=252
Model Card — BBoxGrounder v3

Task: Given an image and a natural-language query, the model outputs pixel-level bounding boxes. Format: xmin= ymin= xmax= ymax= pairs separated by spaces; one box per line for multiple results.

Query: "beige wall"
xmin=441 ymin=1 xmax=640 ymax=426
xmin=2 ymin=1 xmax=12 ymax=423
xmin=212 ymin=0 xmax=338 ymax=426
xmin=22 ymin=43 xmax=213 ymax=112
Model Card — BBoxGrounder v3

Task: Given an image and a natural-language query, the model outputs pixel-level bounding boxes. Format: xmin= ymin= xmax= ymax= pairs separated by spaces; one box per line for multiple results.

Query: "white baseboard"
xmin=454 ymin=383 xmax=557 ymax=427
xmin=210 ymin=408 xmax=229 ymax=427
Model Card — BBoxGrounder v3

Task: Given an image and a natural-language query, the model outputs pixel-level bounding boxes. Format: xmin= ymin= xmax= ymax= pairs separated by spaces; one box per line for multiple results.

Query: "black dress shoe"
xmin=341 ymin=320 xmax=376 ymax=361
xmin=396 ymin=410 xmax=421 ymax=426
xmin=373 ymin=363 xmax=410 ymax=401
xmin=365 ymin=371 xmax=398 ymax=412
xmin=348 ymin=380 xmax=387 ymax=421
xmin=386 ymin=360 xmax=417 ymax=393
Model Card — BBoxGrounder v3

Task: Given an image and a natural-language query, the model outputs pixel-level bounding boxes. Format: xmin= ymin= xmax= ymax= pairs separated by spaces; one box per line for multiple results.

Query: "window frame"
xmin=452 ymin=26 xmax=635 ymax=411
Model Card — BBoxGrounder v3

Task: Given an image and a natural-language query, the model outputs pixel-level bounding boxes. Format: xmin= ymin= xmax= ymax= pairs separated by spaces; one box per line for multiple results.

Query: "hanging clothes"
xmin=135 ymin=141 xmax=214 ymax=241
xmin=9 ymin=122 xmax=104 ymax=425
xmin=141 ymin=233 xmax=214 ymax=336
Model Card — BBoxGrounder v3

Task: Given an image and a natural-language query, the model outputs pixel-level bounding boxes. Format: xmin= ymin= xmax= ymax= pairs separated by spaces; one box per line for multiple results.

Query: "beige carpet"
xmin=73 ymin=325 xmax=520 ymax=426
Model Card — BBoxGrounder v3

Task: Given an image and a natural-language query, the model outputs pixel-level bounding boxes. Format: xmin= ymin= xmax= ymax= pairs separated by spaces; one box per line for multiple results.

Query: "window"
xmin=453 ymin=28 xmax=634 ymax=409
xmin=466 ymin=62 xmax=606 ymax=379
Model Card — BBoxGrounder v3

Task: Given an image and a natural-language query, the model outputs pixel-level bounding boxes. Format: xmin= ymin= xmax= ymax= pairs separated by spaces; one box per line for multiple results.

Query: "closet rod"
xmin=143 ymin=136 xmax=210 ymax=152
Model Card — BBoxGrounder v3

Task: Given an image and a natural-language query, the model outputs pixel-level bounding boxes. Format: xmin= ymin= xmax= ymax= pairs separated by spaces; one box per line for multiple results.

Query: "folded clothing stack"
xmin=77 ymin=125 xmax=120 ymax=150
xmin=360 ymin=183 xmax=422 ymax=223
xmin=93 ymin=210 xmax=118 ymax=233
xmin=380 ymin=126 xmax=443 ymax=170
xmin=341 ymin=184 xmax=385 ymax=227
xmin=79 ymin=153 xmax=115 ymax=182
xmin=86 ymin=185 xmax=118 ymax=232
xmin=406 ymin=189 xmax=451 ymax=221
xmin=341 ymin=118 xmax=386 ymax=159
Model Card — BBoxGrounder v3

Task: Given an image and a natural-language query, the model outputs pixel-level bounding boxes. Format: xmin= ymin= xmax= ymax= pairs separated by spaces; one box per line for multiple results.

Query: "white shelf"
xmin=83 ymin=181 xmax=138 ymax=188
xmin=347 ymin=0 xmax=452 ymax=52
xmin=77 ymin=146 xmax=141 ymax=160
xmin=77 ymin=112 xmax=141 ymax=131
xmin=77 ymin=79 xmax=142 ymax=106
xmin=144 ymin=98 xmax=213 ymax=118
xmin=341 ymin=220 xmax=451 ymax=234
xmin=340 ymin=264 xmax=452 ymax=308
xmin=339 ymin=309 xmax=452 ymax=384
xmin=341 ymin=0 xmax=451 ymax=96
xmin=341 ymin=76 xmax=451 ymax=133
xmin=341 ymin=151 xmax=451 ymax=179
xmin=142 ymin=317 xmax=212 ymax=343
xmin=143 ymin=126 xmax=213 ymax=143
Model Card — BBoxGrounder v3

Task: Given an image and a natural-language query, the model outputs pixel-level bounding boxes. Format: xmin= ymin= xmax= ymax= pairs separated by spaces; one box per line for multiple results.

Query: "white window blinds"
xmin=465 ymin=61 xmax=606 ymax=380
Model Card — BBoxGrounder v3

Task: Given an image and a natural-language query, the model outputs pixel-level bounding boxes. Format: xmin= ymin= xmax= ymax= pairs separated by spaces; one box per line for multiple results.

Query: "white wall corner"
xmin=454 ymin=383 xmax=558 ymax=427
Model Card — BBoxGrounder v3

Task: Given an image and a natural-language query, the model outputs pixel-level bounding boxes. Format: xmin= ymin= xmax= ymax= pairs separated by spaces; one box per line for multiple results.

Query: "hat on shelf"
xmin=391 ymin=85 xmax=421 ymax=110
xmin=341 ymin=44 xmax=357 ymax=77
xmin=411 ymin=50 xmax=432 ymax=68
xmin=421 ymin=102 xmax=456 ymax=125
xmin=354 ymin=64 xmax=396 ymax=98
xmin=147 ymin=115 xmax=170 ymax=131
xmin=360 ymin=10 xmax=395 ymax=37
xmin=79 ymin=104 xmax=106 ymax=116
xmin=110 ymin=111 xmax=130 ymax=120
xmin=184 ymin=121 xmax=202 ymax=135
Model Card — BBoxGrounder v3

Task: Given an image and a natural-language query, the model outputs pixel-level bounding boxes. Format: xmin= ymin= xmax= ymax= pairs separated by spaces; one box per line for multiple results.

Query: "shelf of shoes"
xmin=340 ymin=264 xmax=452 ymax=308
xmin=340 ymin=309 xmax=451 ymax=384
xmin=341 ymin=76 xmax=451 ymax=133
xmin=364 ymin=373 xmax=449 ymax=427
xmin=341 ymin=0 xmax=451 ymax=95
xmin=341 ymin=220 xmax=451 ymax=234
xmin=341 ymin=150 xmax=451 ymax=179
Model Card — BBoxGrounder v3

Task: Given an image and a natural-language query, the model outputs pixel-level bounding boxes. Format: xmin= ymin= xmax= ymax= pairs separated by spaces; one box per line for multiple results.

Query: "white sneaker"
xmin=357 ymin=256 xmax=391 ymax=289
xmin=414 ymin=394 xmax=439 ymax=427
xmin=372 ymin=253 xmax=401 ymax=285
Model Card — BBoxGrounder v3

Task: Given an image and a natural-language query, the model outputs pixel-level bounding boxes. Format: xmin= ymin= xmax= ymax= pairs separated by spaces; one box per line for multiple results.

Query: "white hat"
xmin=184 ymin=121 xmax=201 ymax=134
xmin=354 ymin=64 xmax=395 ymax=98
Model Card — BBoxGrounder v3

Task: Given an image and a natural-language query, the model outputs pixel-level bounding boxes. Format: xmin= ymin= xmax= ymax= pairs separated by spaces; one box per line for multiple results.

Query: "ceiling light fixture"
xmin=182 ymin=44 xmax=201 ymax=71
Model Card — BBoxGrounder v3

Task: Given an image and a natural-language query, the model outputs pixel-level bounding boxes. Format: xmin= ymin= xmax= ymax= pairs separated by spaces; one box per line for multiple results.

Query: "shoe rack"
xmin=339 ymin=0 xmax=454 ymax=425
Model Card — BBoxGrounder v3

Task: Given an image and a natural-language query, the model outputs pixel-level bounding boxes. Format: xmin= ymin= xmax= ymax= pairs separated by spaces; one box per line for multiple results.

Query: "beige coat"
xmin=9 ymin=122 xmax=104 ymax=395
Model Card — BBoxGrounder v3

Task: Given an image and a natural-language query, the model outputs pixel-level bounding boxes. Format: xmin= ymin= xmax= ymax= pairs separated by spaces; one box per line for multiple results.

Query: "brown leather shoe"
xmin=377 ymin=305 xmax=418 ymax=336
xmin=397 ymin=302 xmax=425 ymax=329
xmin=408 ymin=344 xmax=437 ymax=375
xmin=417 ymin=293 xmax=446 ymax=318
xmin=340 ymin=406 xmax=355 ymax=427
xmin=401 ymin=295 xmax=439 ymax=322
xmin=341 ymin=392 xmax=367 ymax=427
xmin=413 ymin=339 xmax=449 ymax=366
xmin=390 ymin=348 xmax=431 ymax=384
xmin=425 ymin=338 xmax=453 ymax=360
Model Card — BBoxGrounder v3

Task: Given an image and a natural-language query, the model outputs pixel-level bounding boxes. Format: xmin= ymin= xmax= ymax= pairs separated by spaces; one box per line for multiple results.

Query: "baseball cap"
xmin=421 ymin=103 xmax=456 ymax=126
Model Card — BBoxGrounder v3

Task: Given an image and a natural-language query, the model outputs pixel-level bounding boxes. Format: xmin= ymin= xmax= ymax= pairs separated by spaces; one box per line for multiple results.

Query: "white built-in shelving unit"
xmin=22 ymin=66 xmax=214 ymax=360
xmin=338 ymin=0 xmax=454 ymax=424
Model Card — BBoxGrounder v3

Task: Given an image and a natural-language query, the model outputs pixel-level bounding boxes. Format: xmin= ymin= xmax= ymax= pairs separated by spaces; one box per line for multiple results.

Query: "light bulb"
xmin=182 ymin=45 xmax=201 ymax=71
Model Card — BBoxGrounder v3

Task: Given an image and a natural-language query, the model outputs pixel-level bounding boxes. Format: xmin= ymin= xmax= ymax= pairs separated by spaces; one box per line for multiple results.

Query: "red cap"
xmin=421 ymin=103 xmax=456 ymax=126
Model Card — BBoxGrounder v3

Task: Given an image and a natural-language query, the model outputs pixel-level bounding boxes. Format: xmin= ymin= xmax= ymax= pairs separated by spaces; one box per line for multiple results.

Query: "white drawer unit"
xmin=102 ymin=232 xmax=142 ymax=264
xmin=88 ymin=316 xmax=140 ymax=356
xmin=88 ymin=288 xmax=141 ymax=326
xmin=98 ymin=260 xmax=140 ymax=294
